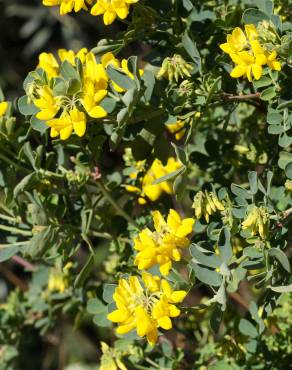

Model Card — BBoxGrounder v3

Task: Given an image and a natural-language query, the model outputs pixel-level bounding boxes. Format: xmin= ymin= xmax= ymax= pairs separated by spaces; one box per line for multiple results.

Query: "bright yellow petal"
xmin=230 ymin=65 xmax=246 ymax=78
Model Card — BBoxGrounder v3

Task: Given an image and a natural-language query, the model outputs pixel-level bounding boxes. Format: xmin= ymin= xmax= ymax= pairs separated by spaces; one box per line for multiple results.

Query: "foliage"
xmin=0 ymin=0 xmax=292 ymax=369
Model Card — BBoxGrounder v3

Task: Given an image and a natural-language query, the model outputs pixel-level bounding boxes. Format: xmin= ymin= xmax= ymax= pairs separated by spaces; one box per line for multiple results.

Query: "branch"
xmin=221 ymin=92 xmax=261 ymax=101
xmin=0 ymin=264 xmax=28 ymax=291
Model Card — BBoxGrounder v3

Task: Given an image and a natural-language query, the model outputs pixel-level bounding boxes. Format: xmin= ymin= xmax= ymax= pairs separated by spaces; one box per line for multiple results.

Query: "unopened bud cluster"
xmin=157 ymin=54 xmax=193 ymax=83
xmin=192 ymin=191 xmax=224 ymax=223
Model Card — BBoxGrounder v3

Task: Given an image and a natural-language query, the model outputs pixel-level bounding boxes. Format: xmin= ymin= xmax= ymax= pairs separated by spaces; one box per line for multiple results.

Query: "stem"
xmin=282 ymin=207 xmax=292 ymax=221
xmin=0 ymin=264 xmax=28 ymax=291
xmin=0 ymin=213 xmax=18 ymax=223
xmin=0 ymin=224 xmax=32 ymax=236
xmin=0 ymin=152 xmax=30 ymax=174
xmin=145 ymin=357 xmax=160 ymax=369
xmin=221 ymin=92 xmax=261 ymax=101
xmin=0 ymin=202 xmax=14 ymax=216
xmin=95 ymin=181 xmax=140 ymax=229
xmin=12 ymin=255 xmax=36 ymax=271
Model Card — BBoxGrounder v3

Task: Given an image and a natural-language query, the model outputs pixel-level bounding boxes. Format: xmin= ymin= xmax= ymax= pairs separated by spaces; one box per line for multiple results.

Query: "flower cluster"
xmin=43 ymin=0 xmax=139 ymax=25
xmin=47 ymin=262 xmax=72 ymax=293
xmin=0 ymin=101 xmax=8 ymax=118
xmin=124 ymin=151 xmax=182 ymax=204
xmin=192 ymin=190 xmax=224 ymax=223
xmin=220 ymin=24 xmax=281 ymax=81
xmin=25 ymin=49 xmax=137 ymax=140
xmin=157 ymin=54 xmax=193 ymax=83
xmin=134 ymin=209 xmax=194 ymax=275
xmin=242 ymin=206 xmax=269 ymax=239
xmin=107 ymin=272 xmax=187 ymax=345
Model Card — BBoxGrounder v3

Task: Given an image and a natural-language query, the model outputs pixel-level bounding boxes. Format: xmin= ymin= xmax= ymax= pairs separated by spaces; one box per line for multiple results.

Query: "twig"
xmin=12 ymin=256 xmax=36 ymax=271
xmin=229 ymin=292 xmax=249 ymax=310
xmin=0 ymin=224 xmax=32 ymax=236
xmin=0 ymin=264 xmax=28 ymax=291
xmin=282 ymin=207 xmax=292 ymax=221
xmin=221 ymin=92 xmax=261 ymax=101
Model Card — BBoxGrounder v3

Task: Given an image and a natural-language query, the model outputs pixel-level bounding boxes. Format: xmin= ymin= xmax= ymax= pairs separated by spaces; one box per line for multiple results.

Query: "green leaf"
xmin=107 ymin=65 xmax=135 ymax=90
xmin=253 ymin=76 xmax=272 ymax=88
xmin=279 ymin=133 xmax=292 ymax=148
xmin=285 ymin=162 xmax=292 ymax=179
xmin=268 ymin=248 xmax=290 ymax=272
xmin=278 ymin=100 xmax=292 ymax=110
xmin=242 ymin=8 xmax=270 ymax=25
xmin=172 ymin=143 xmax=188 ymax=165
xmin=24 ymin=226 xmax=55 ymax=258
xmin=190 ymin=244 xmax=221 ymax=268
xmin=214 ymin=282 xmax=226 ymax=309
xmin=269 ymin=284 xmax=292 ymax=293
xmin=87 ymin=298 xmax=111 ymax=327
xmin=103 ymin=284 xmax=117 ymax=303
xmin=218 ymin=227 xmax=232 ymax=263
xmin=260 ymin=87 xmax=276 ymax=101
xmin=14 ymin=173 xmax=36 ymax=197
xmin=23 ymin=142 xmax=36 ymax=170
xmin=255 ymin=0 xmax=273 ymax=15
xmin=182 ymin=32 xmax=201 ymax=72
xmin=278 ymin=151 xmax=292 ymax=170
xmin=74 ymin=255 xmax=95 ymax=288
xmin=248 ymin=171 xmax=258 ymax=195
xmin=231 ymin=184 xmax=252 ymax=199
xmin=267 ymin=111 xmax=283 ymax=125
xmin=18 ymin=96 xmax=38 ymax=116
xmin=87 ymin=298 xmax=106 ymax=314
xmin=243 ymin=247 xmax=262 ymax=258
xmin=0 ymin=246 xmax=19 ymax=262
xmin=190 ymin=262 xmax=222 ymax=286
xmin=31 ymin=116 xmax=48 ymax=133
xmin=100 ymin=97 xmax=116 ymax=113
xmin=182 ymin=0 xmax=193 ymax=11
xmin=60 ymin=60 xmax=80 ymax=81
xmin=152 ymin=166 xmax=185 ymax=185
xmin=239 ymin=318 xmax=258 ymax=338
xmin=121 ymin=88 xmax=138 ymax=107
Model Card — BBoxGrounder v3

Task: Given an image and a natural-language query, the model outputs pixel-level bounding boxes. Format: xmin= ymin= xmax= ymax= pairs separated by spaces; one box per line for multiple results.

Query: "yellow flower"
xmin=47 ymin=107 xmax=86 ymax=140
xmin=126 ymin=157 xmax=182 ymax=204
xmin=81 ymin=80 xmax=108 ymax=118
xmin=192 ymin=191 xmax=225 ymax=223
xmin=266 ymin=50 xmax=281 ymax=71
xmin=242 ymin=206 xmax=269 ymax=239
xmin=107 ymin=273 xmax=186 ymax=345
xmin=220 ymin=24 xmax=281 ymax=81
xmin=58 ymin=48 xmax=88 ymax=65
xmin=43 ymin=0 xmax=93 ymax=15
xmin=37 ymin=52 xmax=59 ymax=80
xmin=134 ymin=209 xmax=194 ymax=275
xmin=229 ymin=41 xmax=267 ymax=81
xmin=91 ymin=0 xmax=139 ymax=26
xmin=0 ymin=101 xmax=8 ymax=117
xmin=166 ymin=120 xmax=186 ymax=140
xmin=34 ymin=86 xmax=60 ymax=121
